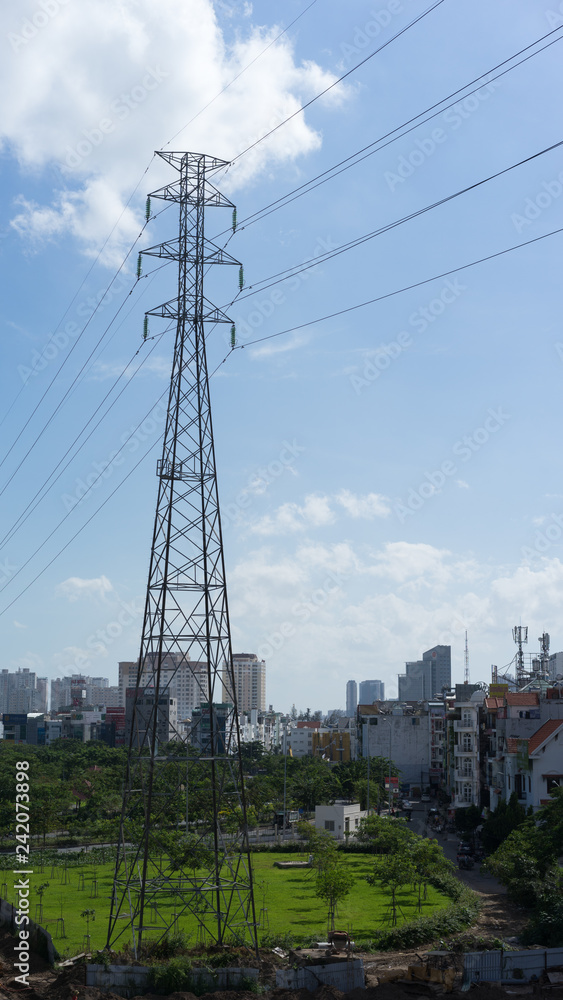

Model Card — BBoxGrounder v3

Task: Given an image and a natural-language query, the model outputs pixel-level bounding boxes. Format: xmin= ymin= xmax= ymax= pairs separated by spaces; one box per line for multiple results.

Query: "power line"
xmin=5 ymin=224 xmax=562 ymax=615
xmin=229 ymin=0 xmax=448 ymax=164
xmin=232 ymin=224 xmax=563 ymax=351
xmin=213 ymin=26 xmax=563 ymax=239
xmin=0 ymin=266 xmax=151 ymax=500
xmin=0 ymin=433 xmax=163 ymax=620
xmin=0 ymin=331 xmax=170 ymax=551
xmin=0 ymin=216 xmax=156 ymax=482
xmin=227 ymin=137 xmax=563 ymax=304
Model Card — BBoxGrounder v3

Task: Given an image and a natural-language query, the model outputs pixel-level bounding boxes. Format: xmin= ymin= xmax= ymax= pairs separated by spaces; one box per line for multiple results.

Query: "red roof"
xmin=506 ymin=692 xmax=539 ymax=707
xmin=296 ymin=720 xmax=321 ymax=729
xmin=485 ymin=697 xmax=504 ymax=709
xmin=528 ymin=719 xmax=563 ymax=755
xmin=506 ymin=737 xmax=526 ymax=754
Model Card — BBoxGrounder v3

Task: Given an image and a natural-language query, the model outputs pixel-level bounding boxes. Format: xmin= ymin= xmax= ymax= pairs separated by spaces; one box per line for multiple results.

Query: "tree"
xmin=411 ymin=838 xmax=451 ymax=909
xmin=296 ymin=824 xmax=339 ymax=871
xmin=367 ymin=853 xmax=416 ymax=926
xmin=315 ymin=863 xmax=353 ymax=933
xmin=356 ymin=814 xmax=414 ymax=854
xmin=481 ymin=792 xmax=526 ymax=854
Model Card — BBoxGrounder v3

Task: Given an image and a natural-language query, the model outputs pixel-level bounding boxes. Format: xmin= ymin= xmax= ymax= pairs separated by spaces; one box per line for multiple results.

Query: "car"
xmin=401 ymin=800 xmax=412 ymax=810
xmin=421 ymin=794 xmax=431 ymax=802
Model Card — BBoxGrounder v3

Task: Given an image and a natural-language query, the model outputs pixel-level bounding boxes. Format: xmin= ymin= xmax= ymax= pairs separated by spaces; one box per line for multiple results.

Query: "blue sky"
xmin=2 ymin=0 xmax=563 ymax=712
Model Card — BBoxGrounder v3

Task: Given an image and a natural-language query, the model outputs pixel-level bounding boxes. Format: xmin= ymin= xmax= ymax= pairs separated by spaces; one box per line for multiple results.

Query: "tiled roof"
xmin=528 ymin=719 xmax=563 ymax=755
xmin=506 ymin=692 xmax=540 ymax=707
xmin=506 ymin=737 xmax=526 ymax=754
xmin=485 ymin=697 xmax=504 ymax=709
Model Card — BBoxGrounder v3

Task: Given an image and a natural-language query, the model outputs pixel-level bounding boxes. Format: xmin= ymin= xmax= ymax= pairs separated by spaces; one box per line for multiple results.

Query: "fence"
xmin=0 ymin=897 xmax=58 ymax=965
xmin=454 ymin=948 xmax=563 ymax=985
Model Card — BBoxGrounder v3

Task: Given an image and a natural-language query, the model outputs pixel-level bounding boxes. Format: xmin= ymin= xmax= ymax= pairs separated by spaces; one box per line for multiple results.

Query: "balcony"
xmin=455 ymin=769 xmax=476 ymax=781
xmin=454 ymin=719 xmax=476 ymax=732
xmin=456 ymin=744 xmax=475 ymax=755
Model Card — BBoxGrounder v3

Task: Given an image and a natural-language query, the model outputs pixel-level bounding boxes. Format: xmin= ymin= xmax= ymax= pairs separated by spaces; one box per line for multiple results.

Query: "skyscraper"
xmin=346 ymin=679 xmax=357 ymax=716
xmin=397 ymin=645 xmax=451 ymax=700
xmin=225 ymin=653 xmax=266 ymax=713
xmin=358 ymin=679 xmax=385 ymax=704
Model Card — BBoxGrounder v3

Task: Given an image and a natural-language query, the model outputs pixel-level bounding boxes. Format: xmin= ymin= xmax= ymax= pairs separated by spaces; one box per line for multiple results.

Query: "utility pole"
xmin=108 ymin=151 xmax=257 ymax=956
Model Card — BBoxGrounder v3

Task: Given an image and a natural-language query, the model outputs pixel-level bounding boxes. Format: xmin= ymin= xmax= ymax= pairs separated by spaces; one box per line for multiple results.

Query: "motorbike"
xmin=457 ymin=854 xmax=475 ymax=870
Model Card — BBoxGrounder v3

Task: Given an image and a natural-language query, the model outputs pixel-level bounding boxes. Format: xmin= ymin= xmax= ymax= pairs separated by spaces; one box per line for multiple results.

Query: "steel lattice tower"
xmin=107 ymin=151 xmax=258 ymax=956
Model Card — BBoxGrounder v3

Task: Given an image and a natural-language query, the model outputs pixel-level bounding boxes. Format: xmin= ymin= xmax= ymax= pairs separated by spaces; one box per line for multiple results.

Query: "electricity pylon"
xmin=107 ymin=151 xmax=257 ymax=957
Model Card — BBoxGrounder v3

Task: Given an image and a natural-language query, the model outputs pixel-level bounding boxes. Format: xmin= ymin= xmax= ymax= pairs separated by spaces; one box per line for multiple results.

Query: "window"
xmin=324 ymin=820 xmax=335 ymax=832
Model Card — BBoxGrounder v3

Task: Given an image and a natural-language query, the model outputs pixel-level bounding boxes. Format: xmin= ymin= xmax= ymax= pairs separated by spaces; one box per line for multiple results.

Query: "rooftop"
xmin=528 ymin=719 xmax=563 ymax=755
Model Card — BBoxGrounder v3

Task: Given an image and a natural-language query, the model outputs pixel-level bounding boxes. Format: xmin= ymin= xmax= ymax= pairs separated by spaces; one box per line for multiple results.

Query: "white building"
xmin=224 ymin=653 xmax=266 ymax=713
xmin=502 ymin=719 xmax=563 ymax=812
xmin=450 ymin=694 xmax=482 ymax=809
xmin=119 ymin=656 xmax=208 ymax=723
xmin=315 ymin=802 xmax=367 ymax=840
xmin=1 ymin=669 xmax=48 ymax=714
xmin=359 ymin=704 xmax=431 ymax=787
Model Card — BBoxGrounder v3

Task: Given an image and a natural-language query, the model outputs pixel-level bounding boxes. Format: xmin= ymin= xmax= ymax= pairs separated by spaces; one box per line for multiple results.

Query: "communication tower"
xmin=512 ymin=625 xmax=528 ymax=688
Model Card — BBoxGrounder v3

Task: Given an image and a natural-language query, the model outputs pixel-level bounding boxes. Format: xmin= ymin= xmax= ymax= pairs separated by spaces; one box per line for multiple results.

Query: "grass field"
xmin=4 ymin=853 xmax=449 ymax=958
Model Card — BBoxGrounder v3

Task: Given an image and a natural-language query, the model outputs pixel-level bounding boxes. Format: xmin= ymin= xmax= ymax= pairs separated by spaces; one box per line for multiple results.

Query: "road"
xmin=407 ymin=801 xmax=505 ymax=893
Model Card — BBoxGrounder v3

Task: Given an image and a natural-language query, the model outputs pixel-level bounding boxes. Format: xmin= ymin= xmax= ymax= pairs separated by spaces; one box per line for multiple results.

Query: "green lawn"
xmin=3 ymin=853 xmax=449 ymax=958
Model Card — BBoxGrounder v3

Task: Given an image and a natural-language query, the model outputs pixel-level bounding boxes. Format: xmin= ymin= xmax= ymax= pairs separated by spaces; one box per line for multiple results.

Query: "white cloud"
xmin=56 ymin=575 xmax=114 ymax=602
xmin=335 ymin=489 xmax=390 ymax=519
xmin=249 ymin=334 xmax=309 ymax=359
xmin=250 ymin=494 xmax=336 ymax=535
xmin=4 ymin=0 xmax=351 ymax=263
xmin=456 ymin=479 xmax=469 ymax=490
xmin=227 ymin=539 xmax=563 ymax=707
xmin=248 ymin=489 xmax=391 ymax=535
xmin=13 ymin=620 xmax=27 ymax=629
xmin=90 ymin=355 xmax=170 ymax=381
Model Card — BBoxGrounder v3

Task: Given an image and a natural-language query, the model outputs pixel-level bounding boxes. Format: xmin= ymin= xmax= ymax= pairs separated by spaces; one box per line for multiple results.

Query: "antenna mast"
xmin=464 ymin=630 xmax=470 ymax=685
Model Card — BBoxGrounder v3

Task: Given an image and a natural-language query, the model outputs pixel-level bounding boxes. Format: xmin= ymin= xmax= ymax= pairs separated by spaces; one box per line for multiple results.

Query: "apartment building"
xmin=225 ymin=653 xmax=266 ymax=713
xmin=0 ymin=669 xmax=48 ymax=714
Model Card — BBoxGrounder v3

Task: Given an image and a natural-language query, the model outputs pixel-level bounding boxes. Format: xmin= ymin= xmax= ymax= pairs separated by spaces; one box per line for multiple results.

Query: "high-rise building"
xmin=397 ymin=645 xmax=451 ymax=700
xmin=346 ymin=679 xmax=357 ymax=716
xmin=125 ymin=688 xmax=177 ymax=746
xmin=359 ymin=679 xmax=385 ymax=704
xmin=0 ymin=669 xmax=48 ymax=714
xmin=119 ymin=656 xmax=209 ymax=723
xmin=224 ymin=654 xmax=266 ymax=713
xmin=51 ymin=674 xmax=121 ymax=711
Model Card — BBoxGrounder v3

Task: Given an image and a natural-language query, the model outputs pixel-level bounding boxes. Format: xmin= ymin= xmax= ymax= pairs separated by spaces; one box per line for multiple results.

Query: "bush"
xmin=148 ymin=956 xmax=193 ymax=993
